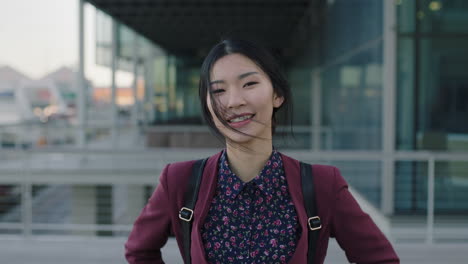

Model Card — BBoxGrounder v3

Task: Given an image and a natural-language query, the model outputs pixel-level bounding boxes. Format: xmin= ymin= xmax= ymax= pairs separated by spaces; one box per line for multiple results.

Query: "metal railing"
xmin=0 ymin=148 xmax=467 ymax=243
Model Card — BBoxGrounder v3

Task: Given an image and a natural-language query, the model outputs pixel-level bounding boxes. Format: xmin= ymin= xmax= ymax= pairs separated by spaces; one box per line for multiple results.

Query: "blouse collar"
xmin=217 ymin=149 xmax=285 ymax=199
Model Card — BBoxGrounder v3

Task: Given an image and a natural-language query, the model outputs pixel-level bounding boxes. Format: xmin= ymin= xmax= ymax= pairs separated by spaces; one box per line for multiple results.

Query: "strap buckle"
xmin=308 ymin=216 xmax=322 ymax=231
xmin=179 ymin=207 xmax=194 ymax=222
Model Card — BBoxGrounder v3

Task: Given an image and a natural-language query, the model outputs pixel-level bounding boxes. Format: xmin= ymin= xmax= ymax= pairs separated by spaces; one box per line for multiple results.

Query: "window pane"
xmin=420 ymin=0 xmax=468 ymax=33
xmin=397 ymin=0 xmax=416 ymax=33
xmin=396 ymin=37 xmax=415 ymax=150
xmin=417 ymin=38 xmax=468 ymax=151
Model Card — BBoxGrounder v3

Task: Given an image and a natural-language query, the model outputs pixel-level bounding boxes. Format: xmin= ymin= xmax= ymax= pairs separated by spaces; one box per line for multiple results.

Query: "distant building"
xmin=0 ymin=65 xmax=93 ymax=124
xmin=0 ymin=65 xmax=31 ymax=96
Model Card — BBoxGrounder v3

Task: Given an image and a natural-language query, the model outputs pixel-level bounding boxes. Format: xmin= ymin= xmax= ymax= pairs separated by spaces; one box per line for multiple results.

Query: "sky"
xmin=0 ymin=0 xmax=132 ymax=86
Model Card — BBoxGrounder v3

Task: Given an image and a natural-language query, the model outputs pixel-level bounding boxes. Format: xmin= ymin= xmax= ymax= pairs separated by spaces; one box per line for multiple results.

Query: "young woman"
xmin=125 ymin=39 xmax=399 ymax=264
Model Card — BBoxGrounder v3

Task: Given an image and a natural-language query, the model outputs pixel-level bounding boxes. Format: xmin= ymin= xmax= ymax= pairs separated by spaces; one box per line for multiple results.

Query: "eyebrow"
xmin=209 ymin=71 xmax=259 ymax=85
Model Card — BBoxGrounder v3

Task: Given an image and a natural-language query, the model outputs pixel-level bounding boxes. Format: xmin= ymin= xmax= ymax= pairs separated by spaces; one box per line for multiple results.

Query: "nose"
xmin=226 ymin=87 xmax=246 ymax=109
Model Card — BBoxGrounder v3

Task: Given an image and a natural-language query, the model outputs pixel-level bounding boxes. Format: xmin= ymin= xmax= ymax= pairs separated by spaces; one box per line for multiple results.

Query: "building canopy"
xmin=85 ymin=0 xmax=321 ymax=59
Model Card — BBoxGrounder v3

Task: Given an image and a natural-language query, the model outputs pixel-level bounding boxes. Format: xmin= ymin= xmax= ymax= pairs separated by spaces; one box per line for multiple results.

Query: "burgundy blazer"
xmin=125 ymin=151 xmax=399 ymax=263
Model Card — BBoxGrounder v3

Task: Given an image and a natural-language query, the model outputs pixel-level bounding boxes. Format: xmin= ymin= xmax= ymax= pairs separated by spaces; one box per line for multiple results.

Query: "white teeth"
xmin=229 ymin=115 xmax=253 ymax=123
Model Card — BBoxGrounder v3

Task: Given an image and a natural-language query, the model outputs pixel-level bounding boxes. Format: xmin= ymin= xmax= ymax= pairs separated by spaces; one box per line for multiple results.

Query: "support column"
xmin=382 ymin=0 xmax=397 ymax=215
xmin=74 ymin=4 xmax=95 ymax=233
xmin=132 ymin=33 xmax=139 ymax=143
xmin=77 ymin=0 xmax=86 ymax=147
xmin=115 ymin=185 xmax=146 ymax=224
xmin=127 ymin=186 xmax=146 ymax=221
xmin=147 ymin=53 xmax=156 ymax=123
xmin=111 ymin=19 xmax=118 ymax=148
xmin=71 ymin=186 xmax=96 ymax=236
xmin=21 ymin=183 xmax=32 ymax=237
xmin=311 ymin=69 xmax=322 ymax=151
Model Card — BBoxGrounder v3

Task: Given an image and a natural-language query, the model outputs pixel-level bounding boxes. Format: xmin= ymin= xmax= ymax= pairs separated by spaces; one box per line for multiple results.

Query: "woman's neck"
xmin=225 ymin=140 xmax=273 ymax=183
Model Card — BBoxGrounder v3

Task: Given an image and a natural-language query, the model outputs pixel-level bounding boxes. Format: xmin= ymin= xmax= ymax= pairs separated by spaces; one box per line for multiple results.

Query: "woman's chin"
xmin=218 ymin=122 xmax=272 ymax=147
xmin=225 ymin=134 xmax=254 ymax=145
xmin=224 ymin=132 xmax=270 ymax=148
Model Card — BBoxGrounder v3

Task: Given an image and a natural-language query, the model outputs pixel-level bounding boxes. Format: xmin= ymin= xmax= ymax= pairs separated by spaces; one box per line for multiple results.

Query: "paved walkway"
xmin=0 ymin=236 xmax=466 ymax=264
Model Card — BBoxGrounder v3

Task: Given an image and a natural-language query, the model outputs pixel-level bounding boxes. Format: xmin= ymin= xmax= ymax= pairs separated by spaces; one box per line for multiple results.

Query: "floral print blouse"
xmin=201 ymin=150 xmax=301 ymax=264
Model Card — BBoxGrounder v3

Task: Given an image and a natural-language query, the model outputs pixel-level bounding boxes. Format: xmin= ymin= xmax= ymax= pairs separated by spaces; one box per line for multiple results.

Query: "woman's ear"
xmin=273 ymin=94 xmax=284 ymax=108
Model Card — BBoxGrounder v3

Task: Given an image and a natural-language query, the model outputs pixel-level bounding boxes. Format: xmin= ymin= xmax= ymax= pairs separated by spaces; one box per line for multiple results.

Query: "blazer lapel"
xmin=190 ymin=151 xmax=222 ymax=264
xmin=281 ymin=153 xmax=309 ymax=263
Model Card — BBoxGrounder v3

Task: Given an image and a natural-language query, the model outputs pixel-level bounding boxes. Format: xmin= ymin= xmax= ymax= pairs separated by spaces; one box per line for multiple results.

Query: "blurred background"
xmin=0 ymin=0 xmax=467 ymax=263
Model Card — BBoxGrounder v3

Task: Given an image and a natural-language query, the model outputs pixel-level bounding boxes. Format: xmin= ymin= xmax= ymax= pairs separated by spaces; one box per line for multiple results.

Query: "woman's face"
xmin=207 ymin=53 xmax=284 ymax=145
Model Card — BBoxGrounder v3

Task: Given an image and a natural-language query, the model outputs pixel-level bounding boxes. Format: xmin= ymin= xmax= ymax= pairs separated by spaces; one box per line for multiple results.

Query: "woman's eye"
xmin=243 ymin=81 xmax=258 ymax=88
xmin=211 ymin=89 xmax=225 ymax=94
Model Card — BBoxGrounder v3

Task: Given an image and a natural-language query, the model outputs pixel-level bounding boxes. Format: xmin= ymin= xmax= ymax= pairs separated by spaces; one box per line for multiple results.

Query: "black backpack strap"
xmin=179 ymin=158 xmax=208 ymax=264
xmin=300 ymin=162 xmax=322 ymax=264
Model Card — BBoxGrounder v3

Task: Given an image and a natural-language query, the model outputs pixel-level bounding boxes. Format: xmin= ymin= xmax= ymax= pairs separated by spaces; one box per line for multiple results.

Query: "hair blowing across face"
xmin=199 ymin=38 xmax=293 ymax=143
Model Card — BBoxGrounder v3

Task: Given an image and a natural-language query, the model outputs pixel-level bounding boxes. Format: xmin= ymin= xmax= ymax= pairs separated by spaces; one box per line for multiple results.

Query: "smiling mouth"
xmin=227 ymin=114 xmax=255 ymax=123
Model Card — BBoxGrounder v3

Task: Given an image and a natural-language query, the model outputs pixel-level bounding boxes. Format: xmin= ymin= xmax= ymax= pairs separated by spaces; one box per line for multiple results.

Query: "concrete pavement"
xmin=0 ymin=236 xmax=467 ymax=264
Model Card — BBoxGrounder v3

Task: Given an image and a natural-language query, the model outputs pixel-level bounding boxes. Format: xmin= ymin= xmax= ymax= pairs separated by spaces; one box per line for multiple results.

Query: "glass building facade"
xmin=280 ymin=0 xmax=386 ymax=207
xmin=395 ymin=0 xmax=468 ymax=213
xmin=316 ymin=0 xmax=384 ymax=151
xmin=91 ymin=0 xmax=468 ymax=213
xmin=397 ymin=0 xmax=468 ymax=152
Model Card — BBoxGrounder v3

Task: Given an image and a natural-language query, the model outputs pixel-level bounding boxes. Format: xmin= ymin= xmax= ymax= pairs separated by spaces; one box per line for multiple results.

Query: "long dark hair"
xmin=199 ymin=38 xmax=293 ymax=144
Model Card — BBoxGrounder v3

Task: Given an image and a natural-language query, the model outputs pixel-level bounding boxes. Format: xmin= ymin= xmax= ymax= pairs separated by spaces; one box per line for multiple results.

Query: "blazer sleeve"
xmin=125 ymin=164 xmax=172 ymax=264
xmin=330 ymin=167 xmax=400 ymax=264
